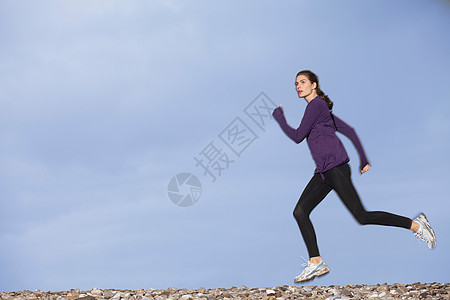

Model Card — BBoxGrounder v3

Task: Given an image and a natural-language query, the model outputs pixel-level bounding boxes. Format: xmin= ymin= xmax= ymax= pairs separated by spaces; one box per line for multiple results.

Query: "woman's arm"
xmin=333 ymin=114 xmax=370 ymax=172
xmin=272 ymin=104 xmax=318 ymax=144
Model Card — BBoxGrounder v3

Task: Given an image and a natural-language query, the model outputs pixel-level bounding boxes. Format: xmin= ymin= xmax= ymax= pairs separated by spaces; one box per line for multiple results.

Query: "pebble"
xmin=266 ymin=289 xmax=276 ymax=295
xmin=91 ymin=288 xmax=103 ymax=296
xmin=0 ymin=282 xmax=448 ymax=299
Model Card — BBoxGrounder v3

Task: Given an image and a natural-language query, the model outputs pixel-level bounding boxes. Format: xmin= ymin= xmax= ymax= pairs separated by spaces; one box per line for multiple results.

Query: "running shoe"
xmin=294 ymin=258 xmax=330 ymax=283
xmin=413 ymin=212 xmax=436 ymax=249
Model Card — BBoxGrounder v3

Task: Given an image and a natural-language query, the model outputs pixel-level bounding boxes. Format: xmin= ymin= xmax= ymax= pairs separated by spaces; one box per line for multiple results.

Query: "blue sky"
xmin=1 ymin=0 xmax=449 ymax=292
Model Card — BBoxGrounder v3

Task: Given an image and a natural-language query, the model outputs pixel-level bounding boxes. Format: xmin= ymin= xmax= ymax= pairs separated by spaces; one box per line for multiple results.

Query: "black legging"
xmin=294 ymin=163 xmax=413 ymax=258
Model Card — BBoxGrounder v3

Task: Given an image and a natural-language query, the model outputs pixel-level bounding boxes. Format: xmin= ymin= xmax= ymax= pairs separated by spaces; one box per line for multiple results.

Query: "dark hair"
xmin=296 ymin=70 xmax=333 ymax=111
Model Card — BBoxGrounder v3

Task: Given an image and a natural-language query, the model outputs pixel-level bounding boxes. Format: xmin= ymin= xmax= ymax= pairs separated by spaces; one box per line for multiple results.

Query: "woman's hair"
xmin=296 ymin=70 xmax=333 ymax=111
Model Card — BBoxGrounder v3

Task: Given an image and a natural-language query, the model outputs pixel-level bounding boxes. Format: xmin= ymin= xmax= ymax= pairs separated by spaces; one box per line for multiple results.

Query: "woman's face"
xmin=295 ymin=75 xmax=317 ymax=100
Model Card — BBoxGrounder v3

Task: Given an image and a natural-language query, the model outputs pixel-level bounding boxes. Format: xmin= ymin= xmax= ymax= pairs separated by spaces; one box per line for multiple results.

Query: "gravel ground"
xmin=1 ymin=282 xmax=448 ymax=300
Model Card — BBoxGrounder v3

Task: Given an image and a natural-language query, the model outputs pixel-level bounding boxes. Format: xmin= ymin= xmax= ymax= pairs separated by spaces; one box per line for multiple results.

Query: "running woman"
xmin=272 ymin=70 xmax=436 ymax=283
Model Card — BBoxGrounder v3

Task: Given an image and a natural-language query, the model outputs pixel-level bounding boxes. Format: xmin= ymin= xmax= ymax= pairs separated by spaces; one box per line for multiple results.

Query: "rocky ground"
xmin=1 ymin=282 xmax=448 ymax=300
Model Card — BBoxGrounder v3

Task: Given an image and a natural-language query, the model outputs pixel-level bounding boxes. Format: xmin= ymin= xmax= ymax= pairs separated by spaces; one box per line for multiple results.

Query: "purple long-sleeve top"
xmin=272 ymin=96 xmax=369 ymax=175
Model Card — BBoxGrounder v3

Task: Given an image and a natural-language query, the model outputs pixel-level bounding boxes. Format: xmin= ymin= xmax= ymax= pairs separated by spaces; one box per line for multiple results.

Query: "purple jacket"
xmin=272 ymin=96 xmax=369 ymax=174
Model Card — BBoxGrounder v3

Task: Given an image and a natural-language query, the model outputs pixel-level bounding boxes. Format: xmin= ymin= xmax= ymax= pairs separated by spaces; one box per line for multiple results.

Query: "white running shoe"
xmin=294 ymin=258 xmax=330 ymax=283
xmin=413 ymin=212 xmax=436 ymax=249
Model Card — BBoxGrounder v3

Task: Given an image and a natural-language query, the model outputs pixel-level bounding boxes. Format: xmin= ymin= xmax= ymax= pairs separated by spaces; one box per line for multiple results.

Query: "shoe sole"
xmin=294 ymin=266 xmax=330 ymax=283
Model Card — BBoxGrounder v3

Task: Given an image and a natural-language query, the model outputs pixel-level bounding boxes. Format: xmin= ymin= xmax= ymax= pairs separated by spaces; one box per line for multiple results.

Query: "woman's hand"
xmin=272 ymin=105 xmax=284 ymax=120
xmin=361 ymin=164 xmax=371 ymax=174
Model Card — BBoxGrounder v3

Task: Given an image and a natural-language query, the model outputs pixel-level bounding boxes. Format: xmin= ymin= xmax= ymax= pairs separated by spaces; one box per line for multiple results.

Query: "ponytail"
xmin=316 ymin=88 xmax=333 ymax=111
xmin=296 ymin=70 xmax=334 ymax=112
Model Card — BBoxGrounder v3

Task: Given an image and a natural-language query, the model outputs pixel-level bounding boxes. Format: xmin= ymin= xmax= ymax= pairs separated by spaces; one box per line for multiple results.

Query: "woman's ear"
xmin=312 ymin=82 xmax=317 ymax=90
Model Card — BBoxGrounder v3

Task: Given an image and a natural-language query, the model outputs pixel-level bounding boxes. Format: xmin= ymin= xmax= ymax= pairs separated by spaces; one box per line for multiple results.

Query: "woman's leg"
xmin=293 ymin=173 xmax=333 ymax=259
xmin=324 ymin=164 xmax=412 ymax=229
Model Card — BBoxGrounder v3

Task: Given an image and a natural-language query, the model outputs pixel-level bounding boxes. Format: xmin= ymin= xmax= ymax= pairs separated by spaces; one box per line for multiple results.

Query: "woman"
xmin=272 ymin=70 xmax=436 ymax=283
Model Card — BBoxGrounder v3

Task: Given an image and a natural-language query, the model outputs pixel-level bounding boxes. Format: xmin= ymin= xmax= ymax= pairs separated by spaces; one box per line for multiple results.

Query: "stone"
xmin=377 ymin=285 xmax=389 ymax=292
xmin=266 ymin=289 xmax=276 ymax=295
xmin=341 ymin=288 xmax=352 ymax=296
xmin=67 ymin=292 xmax=79 ymax=300
xmin=420 ymin=291 xmax=431 ymax=298
xmin=104 ymin=290 xmax=116 ymax=298
xmin=91 ymin=288 xmax=103 ymax=296
xmin=136 ymin=288 xmax=146 ymax=295
xmin=398 ymin=286 xmax=408 ymax=294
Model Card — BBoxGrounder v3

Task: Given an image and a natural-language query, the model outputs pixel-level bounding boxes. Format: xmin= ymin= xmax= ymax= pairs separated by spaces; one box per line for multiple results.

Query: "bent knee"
xmin=355 ymin=213 xmax=370 ymax=225
xmin=293 ymin=207 xmax=307 ymax=220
